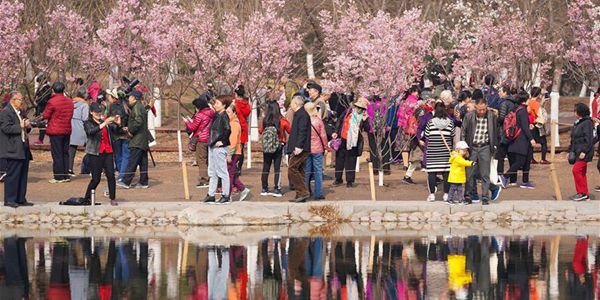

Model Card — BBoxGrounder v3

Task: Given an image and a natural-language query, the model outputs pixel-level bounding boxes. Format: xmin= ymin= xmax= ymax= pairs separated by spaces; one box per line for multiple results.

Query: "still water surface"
xmin=0 ymin=235 xmax=595 ymax=299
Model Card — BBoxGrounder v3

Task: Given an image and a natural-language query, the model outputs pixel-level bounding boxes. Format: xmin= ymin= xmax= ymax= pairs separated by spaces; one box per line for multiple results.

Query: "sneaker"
xmin=508 ymin=182 xmax=518 ymax=188
xmin=346 ymin=183 xmax=355 ymax=188
xmin=427 ymin=194 xmax=436 ymax=202
xmin=540 ymin=160 xmax=551 ymax=165
xmin=196 ymin=183 xmax=209 ymax=189
xmin=471 ymin=194 xmax=480 ymax=203
xmin=103 ymin=187 xmax=109 ymax=198
xmin=68 ymin=171 xmax=76 ymax=177
xmin=116 ymin=181 xmax=130 ymax=189
xmin=402 ymin=176 xmax=416 ymax=185
xmin=333 ymin=180 xmax=344 ymax=187
xmin=520 ymin=182 xmax=535 ymax=189
xmin=239 ymin=188 xmax=251 ymax=201
xmin=202 ymin=195 xmax=216 ymax=204
xmin=571 ymin=194 xmax=590 ymax=202
xmin=271 ymin=189 xmax=283 ymax=197
xmin=314 ymin=195 xmax=326 ymax=200
xmin=498 ymin=175 xmax=507 ymax=188
xmin=482 ymin=199 xmax=490 ymax=205
xmin=0 ymin=173 xmax=6 ymax=182
xmin=134 ymin=184 xmax=149 ymax=189
xmin=261 ymin=189 xmax=270 ymax=196
xmin=491 ymin=186 xmax=502 ymax=201
xmin=594 ymin=186 xmax=600 ymax=192
xmin=443 ymin=193 xmax=448 ymax=202
xmin=445 ymin=200 xmax=456 ymax=205
xmin=49 ymin=179 xmax=63 ymax=184
xmin=217 ymin=196 xmax=231 ymax=204
xmin=61 ymin=178 xmax=71 ymax=183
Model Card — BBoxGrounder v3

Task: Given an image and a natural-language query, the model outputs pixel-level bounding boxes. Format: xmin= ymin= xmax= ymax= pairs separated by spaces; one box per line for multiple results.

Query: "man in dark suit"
xmin=0 ymin=92 xmax=34 ymax=207
xmin=287 ymin=95 xmax=311 ymax=202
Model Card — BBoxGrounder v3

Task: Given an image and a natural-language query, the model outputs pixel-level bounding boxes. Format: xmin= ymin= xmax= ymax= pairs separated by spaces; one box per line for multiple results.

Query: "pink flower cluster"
xmin=0 ymin=1 xmax=37 ymax=90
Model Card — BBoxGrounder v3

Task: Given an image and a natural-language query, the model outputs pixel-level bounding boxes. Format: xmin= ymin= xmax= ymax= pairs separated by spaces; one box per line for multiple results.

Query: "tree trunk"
xmin=306 ymin=53 xmax=315 ymax=79
xmin=550 ymin=62 xmax=562 ymax=148
xmin=579 ymin=80 xmax=589 ymax=97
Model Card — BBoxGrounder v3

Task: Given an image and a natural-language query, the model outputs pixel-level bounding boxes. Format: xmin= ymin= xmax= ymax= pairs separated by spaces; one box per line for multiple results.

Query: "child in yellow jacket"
xmin=448 ymin=141 xmax=474 ymax=204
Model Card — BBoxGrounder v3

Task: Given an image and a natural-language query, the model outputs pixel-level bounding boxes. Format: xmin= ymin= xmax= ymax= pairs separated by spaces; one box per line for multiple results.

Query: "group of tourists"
xmin=0 ymin=73 xmax=597 ymax=207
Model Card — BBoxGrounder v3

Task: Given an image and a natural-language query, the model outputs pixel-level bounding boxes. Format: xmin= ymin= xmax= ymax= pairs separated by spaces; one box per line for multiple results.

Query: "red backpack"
xmin=503 ymin=105 xmax=524 ymax=142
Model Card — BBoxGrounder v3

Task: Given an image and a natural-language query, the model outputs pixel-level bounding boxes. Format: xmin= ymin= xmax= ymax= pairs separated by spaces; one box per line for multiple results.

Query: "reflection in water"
xmin=1 ymin=235 xmax=599 ymax=299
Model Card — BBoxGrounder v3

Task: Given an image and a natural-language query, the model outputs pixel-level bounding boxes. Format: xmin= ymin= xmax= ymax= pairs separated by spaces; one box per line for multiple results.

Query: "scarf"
xmin=346 ymin=110 xmax=361 ymax=150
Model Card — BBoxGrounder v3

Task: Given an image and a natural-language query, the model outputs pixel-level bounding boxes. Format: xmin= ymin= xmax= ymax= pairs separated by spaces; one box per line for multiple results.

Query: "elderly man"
xmin=0 ymin=92 xmax=34 ymax=207
xmin=287 ymin=95 xmax=312 ymax=202
xmin=461 ymin=97 xmax=500 ymax=205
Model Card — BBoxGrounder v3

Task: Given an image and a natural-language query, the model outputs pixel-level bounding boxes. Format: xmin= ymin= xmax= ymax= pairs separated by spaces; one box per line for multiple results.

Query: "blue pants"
xmin=305 ymin=153 xmax=324 ymax=198
xmin=118 ymin=140 xmax=130 ymax=180
xmin=448 ymin=183 xmax=464 ymax=203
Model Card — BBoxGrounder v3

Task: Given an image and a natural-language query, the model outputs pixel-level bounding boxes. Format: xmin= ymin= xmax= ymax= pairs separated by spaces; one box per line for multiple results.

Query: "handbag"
xmin=490 ymin=159 xmax=500 ymax=185
xmin=329 ymin=138 xmax=342 ymax=151
xmin=568 ymin=151 xmax=577 ymax=165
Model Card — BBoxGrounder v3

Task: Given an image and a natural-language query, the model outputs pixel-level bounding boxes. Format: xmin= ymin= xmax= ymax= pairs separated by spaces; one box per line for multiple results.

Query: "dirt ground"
xmin=0 ymin=149 xmax=589 ymax=204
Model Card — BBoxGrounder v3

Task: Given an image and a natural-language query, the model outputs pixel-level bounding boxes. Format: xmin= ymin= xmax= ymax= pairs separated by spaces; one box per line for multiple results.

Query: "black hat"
xmin=130 ymin=90 xmax=143 ymax=100
xmin=306 ymin=82 xmax=322 ymax=94
xmin=90 ymin=102 xmax=103 ymax=113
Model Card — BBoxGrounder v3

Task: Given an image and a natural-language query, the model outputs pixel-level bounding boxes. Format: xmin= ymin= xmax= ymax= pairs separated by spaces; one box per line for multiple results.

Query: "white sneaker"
xmin=443 ymin=193 xmax=448 ymax=201
xmin=239 ymin=188 xmax=251 ymax=201
xmin=427 ymin=194 xmax=436 ymax=202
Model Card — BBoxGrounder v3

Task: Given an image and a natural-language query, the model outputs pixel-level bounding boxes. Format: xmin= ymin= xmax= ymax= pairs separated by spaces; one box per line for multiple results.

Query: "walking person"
xmin=259 ymin=101 xmax=290 ymax=197
xmin=447 ymin=141 xmax=474 ymax=205
xmin=185 ymin=96 xmax=215 ymax=188
xmin=226 ymin=104 xmax=250 ymax=201
xmin=460 ymin=98 xmax=500 ymax=205
xmin=83 ymin=103 xmax=119 ymax=206
xmin=233 ymin=85 xmax=251 ymax=177
xmin=33 ymin=75 xmax=52 ymax=145
xmin=496 ymin=85 xmax=516 ymax=187
xmin=421 ymin=102 xmax=455 ymax=202
xmin=116 ymin=91 xmax=150 ymax=189
xmin=0 ymin=92 xmax=34 ymax=207
xmin=305 ymin=102 xmax=329 ymax=200
xmin=43 ymin=82 xmax=74 ymax=183
xmin=287 ymin=95 xmax=312 ymax=202
xmin=68 ymin=87 xmax=89 ymax=176
xmin=569 ymin=103 xmax=594 ymax=201
xmin=506 ymin=91 xmax=537 ymax=188
xmin=527 ymin=87 xmax=550 ymax=164
xmin=332 ymin=97 xmax=370 ymax=188
xmin=201 ymin=95 xmax=232 ymax=204
xmin=397 ymin=86 xmax=420 ymax=168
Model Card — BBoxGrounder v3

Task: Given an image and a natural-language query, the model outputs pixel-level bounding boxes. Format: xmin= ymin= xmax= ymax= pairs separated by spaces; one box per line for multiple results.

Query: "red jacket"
xmin=185 ymin=108 xmax=215 ymax=143
xmin=235 ymin=98 xmax=251 ymax=144
xmin=43 ymin=93 xmax=74 ymax=136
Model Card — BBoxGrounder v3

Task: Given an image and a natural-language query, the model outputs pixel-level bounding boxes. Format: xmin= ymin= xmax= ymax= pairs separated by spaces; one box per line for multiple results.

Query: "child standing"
xmin=447 ymin=141 xmax=474 ymax=204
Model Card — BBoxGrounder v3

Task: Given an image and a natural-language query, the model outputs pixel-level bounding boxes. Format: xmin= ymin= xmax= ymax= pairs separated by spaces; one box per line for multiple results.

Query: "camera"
xmin=117 ymin=77 xmax=141 ymax=100
xmin=29 ymin=119 xmax=47 ymax=129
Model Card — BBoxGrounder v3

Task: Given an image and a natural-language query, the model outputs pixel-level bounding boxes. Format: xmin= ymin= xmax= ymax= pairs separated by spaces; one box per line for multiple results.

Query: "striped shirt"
xmin=424 ymin=118 xmax=455 ymax=172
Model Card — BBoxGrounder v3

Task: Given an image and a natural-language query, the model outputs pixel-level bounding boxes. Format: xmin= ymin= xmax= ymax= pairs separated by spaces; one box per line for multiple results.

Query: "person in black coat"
xmin=33 ymin=75 xmax=52 ymax=144
xmin=332 ymin=97 xmax=370 ymax=188
xmin=495 ymin=85 xmax=516 ymax=182
xmin=0 ymin=92 xmax=34 ymax=207
xmin=287 ymin=95 xmax=311 ymax=202
xmin=569 ymin=103 xmax=594 ymax=201
xmin=506 ymin=91 xmax=536 ymax=188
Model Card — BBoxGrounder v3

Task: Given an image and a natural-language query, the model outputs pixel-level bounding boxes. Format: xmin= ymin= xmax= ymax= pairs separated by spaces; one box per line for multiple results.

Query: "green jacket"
xmin=128 ymin=100 xmax=149 ymax=151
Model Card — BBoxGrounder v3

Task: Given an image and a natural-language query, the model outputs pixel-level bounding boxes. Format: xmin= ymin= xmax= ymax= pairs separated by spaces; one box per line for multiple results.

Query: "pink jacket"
xmin=397 ymin=94 xmax=418 ymax=128
xmin=185 ymin=108 xmax=215 ymax=143
xmin=309 ymin=116 xmax=328 ymax=154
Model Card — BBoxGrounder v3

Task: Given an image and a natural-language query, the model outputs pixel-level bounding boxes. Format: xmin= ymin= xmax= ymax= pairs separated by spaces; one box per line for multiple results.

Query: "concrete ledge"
xmin=0 ymin=201 xmax=598 ymax=228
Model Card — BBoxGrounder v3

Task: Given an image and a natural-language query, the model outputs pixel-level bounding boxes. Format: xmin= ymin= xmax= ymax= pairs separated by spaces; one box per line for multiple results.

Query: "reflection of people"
xmin=48 ymin=242 xmax=71 ymax=299
xmin=208 ymin=247 xmax=229 ymax=300
xmin=569 ymin=236 xmax=593 ymax=298
xmin=0 ymin=237 xmax=29 ymax=299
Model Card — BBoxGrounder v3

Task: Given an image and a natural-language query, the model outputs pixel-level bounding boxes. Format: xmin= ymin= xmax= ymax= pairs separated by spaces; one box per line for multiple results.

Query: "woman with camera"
xmin=568 ymin=103 xmax=594 ymax=202
xmin=82 ymin=102 xmax=120 ymax=206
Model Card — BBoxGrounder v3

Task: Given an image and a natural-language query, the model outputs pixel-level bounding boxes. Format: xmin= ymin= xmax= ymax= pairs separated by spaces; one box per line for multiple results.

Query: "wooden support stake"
xmin=368 ymin=235 xmax=376 ymax=273
xmin=182 ymin=161 xmax=190 ymax=200
xmin=368 ymin=162 xmax=376 ymax=201
xmin=550 ymin=121 xmax=557 ymax=161
xmin=181 ymin=240 xmax=189 ymax=275
xmin=550 ymin=163 xmax=562 ymax=201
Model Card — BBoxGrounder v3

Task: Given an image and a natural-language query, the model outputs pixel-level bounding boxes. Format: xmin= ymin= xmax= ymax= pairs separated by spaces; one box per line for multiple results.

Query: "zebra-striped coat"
xmin=423 ymin=117 xmax=455 ymax=172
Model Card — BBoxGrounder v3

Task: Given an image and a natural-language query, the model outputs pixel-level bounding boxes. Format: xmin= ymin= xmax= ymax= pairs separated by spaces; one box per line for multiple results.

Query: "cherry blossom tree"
xmin=567 ymin=0 xmax=600 ymax=85
xmin=0 ymin=0 xmax=37 ymax=92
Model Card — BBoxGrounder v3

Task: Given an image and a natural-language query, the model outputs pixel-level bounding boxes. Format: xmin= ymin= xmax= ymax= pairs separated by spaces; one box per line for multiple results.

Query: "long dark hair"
xmin=263 ymin=101 xmax=281 ymax=131
xmin=433 ymin=102 xmax=448 ymax=118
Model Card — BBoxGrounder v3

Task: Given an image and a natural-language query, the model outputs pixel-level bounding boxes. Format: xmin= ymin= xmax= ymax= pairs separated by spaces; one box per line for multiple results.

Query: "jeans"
xmin=118 ymin=140 xmax=130 ymax=180
xmin=227 ymin=154 xmax=245 ymax=193
xmin=50 ymin=135 xmax=70 ymax=180
xmin=466 ymin=145 xmax=492 ymax=200
xmin=112 ymin=139 xmax=125 ymax=173
xmin=427 ymin=172 xmax=449 ymax=194
xmin=208 ymin=147 xmax=230 ymax=197
xmin=85 ymin=153 xmax=116 ymax=200
xmin=121 ymin=148 xmax=148 ymax=186
xmin=261 ymin=147 xmax=283 ymax=190
xmin=448 ymin=183 xmax=465 ymax=203
xmin=288 ymin=151 xmax=309 ymax=198
xmin=573 ymin=161 xmax=588 ymax=195
xmin=306 ymin=153 xmax=324 ymax=198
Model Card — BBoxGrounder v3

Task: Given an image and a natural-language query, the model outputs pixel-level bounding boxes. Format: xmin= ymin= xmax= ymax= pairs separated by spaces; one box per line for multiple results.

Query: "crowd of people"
xmin=0 ymin=73 xmax=597 ymax=206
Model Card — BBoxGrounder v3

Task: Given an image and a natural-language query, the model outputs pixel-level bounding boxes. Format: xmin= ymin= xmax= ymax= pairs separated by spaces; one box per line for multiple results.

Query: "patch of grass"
xmin=308 ymin=204 xmax=349 ymax=223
